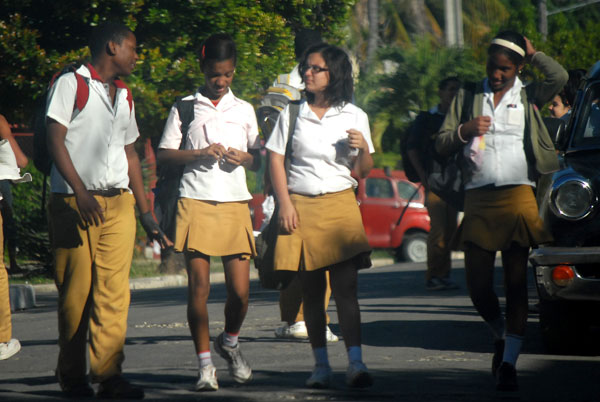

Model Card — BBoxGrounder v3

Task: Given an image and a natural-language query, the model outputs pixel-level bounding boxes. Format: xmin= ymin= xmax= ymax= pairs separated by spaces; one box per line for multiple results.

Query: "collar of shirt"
xmin=192 ymin=88 xmax=240 ymax=110
xmin=483 ymin=76 xmax=524 ymax=102
xmin=429 ymin=105 xmax=443 ymax=115
xmin=300 ymin=101 xmax=352 ymax=122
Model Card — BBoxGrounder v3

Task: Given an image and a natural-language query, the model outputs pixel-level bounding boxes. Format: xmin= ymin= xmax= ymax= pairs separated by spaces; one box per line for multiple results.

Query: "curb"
xmin=30 ymin=257 xmax=396 ymax=295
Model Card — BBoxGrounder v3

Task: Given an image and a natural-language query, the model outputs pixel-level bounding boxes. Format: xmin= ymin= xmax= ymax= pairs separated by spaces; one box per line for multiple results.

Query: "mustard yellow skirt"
xmin=174 ymin=198 xmax=256 ymax=258
xmin=452 ymin=185 xmax=552 ymax=251
xmin=273 ymin=189 xmax=372 ymax=272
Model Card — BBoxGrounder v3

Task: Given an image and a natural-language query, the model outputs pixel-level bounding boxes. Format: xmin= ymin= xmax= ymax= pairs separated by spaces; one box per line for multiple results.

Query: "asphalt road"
xmin=1 ymin=260 xmax=599 ymax=401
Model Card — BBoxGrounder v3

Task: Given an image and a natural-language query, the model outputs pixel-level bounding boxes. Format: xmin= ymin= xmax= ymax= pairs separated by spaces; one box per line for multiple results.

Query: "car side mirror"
xmin=543 ymin=117 xmax=566 ymax=147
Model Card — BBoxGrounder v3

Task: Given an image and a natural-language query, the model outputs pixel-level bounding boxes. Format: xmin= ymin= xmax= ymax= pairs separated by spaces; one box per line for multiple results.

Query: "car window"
xmin=397 ymin=181 xmax=422 ymax=202
xmin=573 ymin=82 xmax=600 ymax=146
xmin=365 ymin=178 xmax=394 ymax=198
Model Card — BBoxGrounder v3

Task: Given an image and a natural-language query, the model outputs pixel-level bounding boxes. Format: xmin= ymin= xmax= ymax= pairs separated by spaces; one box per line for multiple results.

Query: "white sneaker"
xmin=346 ymin=361 xmax=373 ymax=388
xmin=325 ymin=326 xmax=339 ymax=342
xmin=195 ymin=364 xmax=218 ymax=391
xmin=0 ymin=339 xmax=21 ymax=360
xmin=306 ymin=364 xmax=332 ymax=389
xmin=275 ymin=321 xmax=308 ymax=339
xmin=214 ymin=333 xmax=252 ymax=383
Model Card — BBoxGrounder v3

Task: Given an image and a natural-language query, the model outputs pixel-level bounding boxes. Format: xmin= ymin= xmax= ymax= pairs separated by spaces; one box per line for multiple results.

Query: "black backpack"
xmin=153 ymin=97 xmax=195 ymax=242
xmin=401 ymin=111 xmax=443 ymax=183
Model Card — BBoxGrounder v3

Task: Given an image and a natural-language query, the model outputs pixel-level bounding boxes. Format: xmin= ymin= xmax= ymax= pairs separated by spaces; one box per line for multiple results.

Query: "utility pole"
xmin=539 ymin=0 xmax=548 ymax=41
xmin=444 ymin=0 xmax=463 ymax=47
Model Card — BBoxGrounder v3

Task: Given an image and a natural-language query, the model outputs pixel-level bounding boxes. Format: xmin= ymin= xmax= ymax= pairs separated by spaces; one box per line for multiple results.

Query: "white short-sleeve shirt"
xmin=466 ymin=77 xmax=535 ymax=189
xmin=46 ymin=64 xmax=139 ymax=193
xmin=266 ymin=100 xmax=374 ymax=196
xmin=158 ymin=89 xmax=260 ymax=202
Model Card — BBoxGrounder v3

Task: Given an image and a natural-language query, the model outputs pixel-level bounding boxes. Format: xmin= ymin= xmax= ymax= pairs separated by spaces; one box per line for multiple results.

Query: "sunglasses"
xmin=303 ymin=65 xmax=329 ymax=74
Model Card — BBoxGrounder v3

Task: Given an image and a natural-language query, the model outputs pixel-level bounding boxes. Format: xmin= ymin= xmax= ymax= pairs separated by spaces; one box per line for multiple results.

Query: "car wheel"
xmin=399 ymin=232 xmax=428 ymax=263
xmin=539 ymin=299 xmax=596 ymax=355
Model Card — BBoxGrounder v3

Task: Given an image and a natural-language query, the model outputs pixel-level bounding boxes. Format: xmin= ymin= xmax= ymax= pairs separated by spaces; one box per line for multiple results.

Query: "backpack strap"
xmin=460 ymin=82 xmax=477 ymax=124
xmin=175 ymin=97 xmax=195 ymax=150
xmin=284 ymin=101 xmax=301 ymax=173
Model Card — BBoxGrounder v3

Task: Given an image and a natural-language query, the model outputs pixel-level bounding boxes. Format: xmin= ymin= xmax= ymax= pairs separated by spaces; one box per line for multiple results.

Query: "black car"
xmin=530 ymin=61 xmax=600 ymax=354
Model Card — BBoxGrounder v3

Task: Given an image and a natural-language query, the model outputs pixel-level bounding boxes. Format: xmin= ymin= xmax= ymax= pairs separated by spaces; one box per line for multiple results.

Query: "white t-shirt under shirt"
xmin=158 ymin=89 xmax=260 ymax=202
xmin=266 ymin=100 xmax=375 ymax=196
xmin=466 ymin=77 xmax=534 ymax=190
xmin=46 ymin=64 xmax=139 ymax=194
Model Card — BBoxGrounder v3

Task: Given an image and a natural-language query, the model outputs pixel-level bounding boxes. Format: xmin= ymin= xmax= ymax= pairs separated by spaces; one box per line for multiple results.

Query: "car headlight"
xmin=550 ymin=176 xmax=597 ymax=220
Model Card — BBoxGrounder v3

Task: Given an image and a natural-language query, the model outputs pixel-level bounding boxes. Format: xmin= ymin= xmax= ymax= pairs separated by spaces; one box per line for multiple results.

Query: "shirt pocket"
xmin=506 ymin=105 xmax=524 ymax=127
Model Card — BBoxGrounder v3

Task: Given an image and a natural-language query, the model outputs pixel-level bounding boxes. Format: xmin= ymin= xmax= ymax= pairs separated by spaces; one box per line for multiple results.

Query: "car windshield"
xmin=397 ymin=181 xmax=423 ymax=203
xmin=571 ymin=81 xmax=600 ymax=148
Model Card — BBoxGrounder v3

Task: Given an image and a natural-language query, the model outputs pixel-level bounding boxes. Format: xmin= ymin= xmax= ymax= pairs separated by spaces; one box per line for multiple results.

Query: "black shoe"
xmin=496 ymin=362 xmax=518 ymax=391
xmin=97 ymin=375 xmax=144 ymax=399
xmin=491 ymin=339 xmax=505 ymax=377
xmin=57 ymin=371 xmax=94 ymax=398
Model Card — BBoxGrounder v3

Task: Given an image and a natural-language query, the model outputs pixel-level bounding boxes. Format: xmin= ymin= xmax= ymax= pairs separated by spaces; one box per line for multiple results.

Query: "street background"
xmin=1 ymin=259 xmax=599 ymax=401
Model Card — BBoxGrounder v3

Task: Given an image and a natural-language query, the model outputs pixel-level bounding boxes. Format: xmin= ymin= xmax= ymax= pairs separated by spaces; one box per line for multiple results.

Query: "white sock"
xmin=486 ymin=316 xmax=505 ymax=341
xmin=223 ymin=332 xmax=239 ymax=347
xmin=198 ymin=351 xmax=213 ymax=368
xmin=502 ymin=334 xmax=523 ymax=366
xmin=347 ymin=346 xmax=363 ymax=364
xmin=312 ymin=347 xmax=330 ymax=367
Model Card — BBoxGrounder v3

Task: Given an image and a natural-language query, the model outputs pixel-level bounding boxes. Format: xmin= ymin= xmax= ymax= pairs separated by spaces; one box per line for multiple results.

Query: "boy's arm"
xmin=125 ymin=142 xmax=172 ymax=248
xmin=47 ymin=118 xmax=105 ymax=226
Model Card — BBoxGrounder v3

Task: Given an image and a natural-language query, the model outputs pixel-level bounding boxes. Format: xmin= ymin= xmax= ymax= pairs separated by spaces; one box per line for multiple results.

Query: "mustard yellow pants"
xmin=425 ymin=191 xmax=458 ymax=281
xmin=49 ymin=192 xmax=136 ymax=384
xmin=0 ymin=212 xmax=11 ymax=343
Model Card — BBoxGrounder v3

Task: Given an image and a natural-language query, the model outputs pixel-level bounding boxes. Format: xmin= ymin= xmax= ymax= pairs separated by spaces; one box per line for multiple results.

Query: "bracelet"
xmin=457 ymin=124 xmax=468 ymax=143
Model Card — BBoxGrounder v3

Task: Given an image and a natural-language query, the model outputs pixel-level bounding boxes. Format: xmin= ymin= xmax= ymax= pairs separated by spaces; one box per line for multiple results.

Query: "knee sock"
xmin=502 ymin=333 xmax=523 ymax=366
xmin=198 ymin=350 xmax=213 ymax=368
xmin=223 ymin=331 xmax=239 ymax=347
xmin=347 ymin=346 xmax=363 ymax=365
xmin=312 ymin=347 xmax=330 ymax=368
xmin=485 ymin=316 xmax=505 ymax=341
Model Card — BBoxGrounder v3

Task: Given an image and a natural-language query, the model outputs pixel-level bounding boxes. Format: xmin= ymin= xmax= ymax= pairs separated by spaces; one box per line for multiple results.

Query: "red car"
xmin=249 ymin=168 xmax=430 ymax=262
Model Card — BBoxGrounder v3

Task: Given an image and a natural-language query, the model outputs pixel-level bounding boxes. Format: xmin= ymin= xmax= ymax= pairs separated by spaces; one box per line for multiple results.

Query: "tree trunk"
xmin=366 ymin=0 xmax=379 ymax=73
xmin=410 ymin=0 xmax=428 ymax=35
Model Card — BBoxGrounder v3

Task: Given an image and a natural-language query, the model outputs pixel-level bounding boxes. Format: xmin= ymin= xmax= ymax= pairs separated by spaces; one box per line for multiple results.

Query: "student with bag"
xmin=266 ymin=43 xmax=374 ymax=389
xmin=405 ymin=77 xmax=461 ymax=291
xmin=435 ymin=31 xmax=567 ymax=391
xmin=157 ymin=33 xmax=261 ymax=392
xmin=45 ymin=23 xmax=168 ymax=399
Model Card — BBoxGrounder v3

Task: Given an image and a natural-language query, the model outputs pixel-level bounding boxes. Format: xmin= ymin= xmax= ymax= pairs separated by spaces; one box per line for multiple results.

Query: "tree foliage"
xmin=0 ymin=0 xmax=356 ymax=138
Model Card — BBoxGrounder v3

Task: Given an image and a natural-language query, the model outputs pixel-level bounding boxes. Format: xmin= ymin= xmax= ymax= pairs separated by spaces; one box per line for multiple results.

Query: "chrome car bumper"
xmin=530 ymin=247 xmax=600 ymax=301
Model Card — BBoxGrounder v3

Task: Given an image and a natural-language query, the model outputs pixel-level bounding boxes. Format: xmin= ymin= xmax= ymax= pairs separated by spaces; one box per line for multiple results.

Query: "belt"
xmin=87 ymin=188 xmax=126 ymax=197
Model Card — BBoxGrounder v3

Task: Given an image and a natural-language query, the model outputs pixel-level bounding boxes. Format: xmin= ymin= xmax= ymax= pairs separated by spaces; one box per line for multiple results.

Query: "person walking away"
xmin=46 ymin=22 xmax=169 ymax=399
xmin=435 ymin=31 xmax=567 ymax=391
xmin=0 ymin=114 xmax=30 ymax=360
xmin=0 ymin=115 xmax=28 ymax=275
xmin=406 ymin=77 xmax=461 ymax=291
xmin=157 ymin=33 xmax=261 ymax=392
xmin=267 ymin=43 xmax=375 ymax=389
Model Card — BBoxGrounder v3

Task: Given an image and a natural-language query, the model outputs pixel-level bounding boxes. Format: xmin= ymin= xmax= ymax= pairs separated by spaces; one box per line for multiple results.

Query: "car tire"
xmin=398 ymin=232 xmax=428 ymax=263
xmin=539 ymin=299 xmax=596 ymax=355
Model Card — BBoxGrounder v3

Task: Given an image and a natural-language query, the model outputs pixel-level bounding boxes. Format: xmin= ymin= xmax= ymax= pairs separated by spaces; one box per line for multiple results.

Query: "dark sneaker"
xmin=496 ymin=362 xmax=518 ymax=392
xmin=214 ymin=333 xmax=252 ymax=383
xmin=492 ymin=339 xmax=505 ymax=377
xmin=440 ymin=277 xmax=459 ymax=290
xmin=426 ymin=278 xmax=446 ymax=291
xmin=97 ymin=375 xmax=144 ymax=399
xmin=56 ymin=370 xmax=94 ymax=398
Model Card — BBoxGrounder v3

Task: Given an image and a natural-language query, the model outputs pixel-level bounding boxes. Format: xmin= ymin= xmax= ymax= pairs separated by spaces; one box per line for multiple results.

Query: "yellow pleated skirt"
xmin=273 ymin=189 xmax=372 ymax=272
xmin=174 ymin=198 xmax=256 ymax=258
xmin=453 ymin=185 xmax=552 ymax=251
